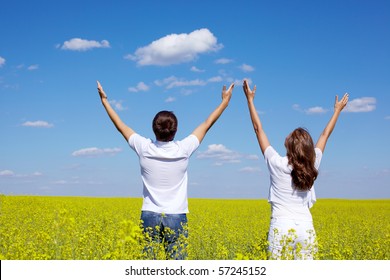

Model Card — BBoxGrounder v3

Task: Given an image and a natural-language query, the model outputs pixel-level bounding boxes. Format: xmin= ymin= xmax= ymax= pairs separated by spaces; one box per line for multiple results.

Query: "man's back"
xmin=128 ymin=133 xmax=199 ymax=214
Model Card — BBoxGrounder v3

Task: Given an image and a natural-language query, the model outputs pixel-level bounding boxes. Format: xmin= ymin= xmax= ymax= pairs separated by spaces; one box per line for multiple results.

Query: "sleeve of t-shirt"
xmin=128 ymin=133 xmax=151 ymax=156
xmin=181 ymin=134 xmax=200 ymax=156
xmin=264 ymin=146 xmax=280 ymax=173
xmin=314 ymin=147 xmax=323 ymax=170
xmin=264 ymin=146 xmax=278 ymax=163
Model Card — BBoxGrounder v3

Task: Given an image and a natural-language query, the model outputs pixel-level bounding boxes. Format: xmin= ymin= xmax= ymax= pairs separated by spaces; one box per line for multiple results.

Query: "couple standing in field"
xmin=97 ymin=80 xmax=349 ymax=260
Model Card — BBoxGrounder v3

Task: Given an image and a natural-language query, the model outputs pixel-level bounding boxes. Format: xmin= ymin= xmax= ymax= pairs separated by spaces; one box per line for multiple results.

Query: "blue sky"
xmin=1 ymin=0 xmax=389 ymax=199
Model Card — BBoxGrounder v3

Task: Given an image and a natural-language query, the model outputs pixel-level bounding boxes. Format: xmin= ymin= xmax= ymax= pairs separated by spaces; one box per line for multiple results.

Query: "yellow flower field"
xmin=0 ymin=195 xmax=389 ymax=260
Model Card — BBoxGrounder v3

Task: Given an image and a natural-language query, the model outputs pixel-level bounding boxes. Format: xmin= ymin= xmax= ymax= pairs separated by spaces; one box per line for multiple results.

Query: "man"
xmin=97 ymin=81 xmax=234 ymax=259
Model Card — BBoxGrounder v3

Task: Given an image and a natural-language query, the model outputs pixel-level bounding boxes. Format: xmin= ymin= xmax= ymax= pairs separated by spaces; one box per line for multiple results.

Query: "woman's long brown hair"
xmin=285 ymin=128 xmax=318 ymax=191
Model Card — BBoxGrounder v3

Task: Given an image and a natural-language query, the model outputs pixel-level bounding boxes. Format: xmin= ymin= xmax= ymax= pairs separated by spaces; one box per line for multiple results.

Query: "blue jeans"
xmin=140 ymin=211 xmax=188 ymax=260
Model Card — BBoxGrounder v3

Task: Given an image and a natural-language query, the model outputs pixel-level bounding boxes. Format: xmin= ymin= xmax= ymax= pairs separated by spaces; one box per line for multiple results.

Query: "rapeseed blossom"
xmin=0 ymin=195 xmax=389 ymax=260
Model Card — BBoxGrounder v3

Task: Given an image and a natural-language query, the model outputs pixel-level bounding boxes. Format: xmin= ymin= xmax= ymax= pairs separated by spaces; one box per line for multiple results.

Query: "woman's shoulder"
xmin=265 ymin=146 xmax=291 ymax=172
xmin=265 ymin=146 xmax=286 ymax=161
xmin=264 ymin=145 xmax=277 ymax=159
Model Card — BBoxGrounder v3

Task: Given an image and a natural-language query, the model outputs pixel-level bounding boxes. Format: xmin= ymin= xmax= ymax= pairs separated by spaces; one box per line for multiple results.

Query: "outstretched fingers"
xmin=244 ymin=80 xmax=255 ymax=92
xmin=223 ymin=83 xmax=235 ymax=93
xmin=243 ymin=79 xmax=256 ymax=101
xmin=243 ymin=79 xmax=249 ymax=92
xmin=222 ymin=83 xmax=234 ymax=103
xmin=97 ymin=80 xmax=107 ymax=99
xmin=226 ymin=83 xmax=235 ymax=94
xmin=334 ymin=92 xmax=349 ymax=112
xmin=342 ymin=92 xmax=349 ymax=103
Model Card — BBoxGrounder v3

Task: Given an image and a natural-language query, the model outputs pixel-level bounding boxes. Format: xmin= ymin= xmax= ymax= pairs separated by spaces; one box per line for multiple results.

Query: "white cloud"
xmin=197 ymin=144 xmax=258 ymax=165
xmin=127 ymin=28 xmax=222 ymax=66
xmin=0 ymin=170 xmax=43 ymax=178
xmin=155 ymin=75 xmax=223 ymax=89
xmin=385 ymin=116 xmax=390 ymax=120
xmin=246 ymin=154 xmax=260 ymax=160
xmin=168 ymin=79 xmax=206 ymax=89
xmin=208 ymin=76 xmax=223 ymax=83
xmin=167 ymin=79 xmax=206 ymax=89
xmin=0 ymin=56 xmax=5 ymax=67
xmin=292 ymin=104 xmax=301 ymax=111
xmin=109 ymin=100 xmax=126 ymax=111
xmin=72 ymin=147 xmax=122 ymax=157
xmin=344 ymin=97 xmax=376 ymax=113
xmin=377 ymin=168 xmax=390 ymax=176
xmin=59 ymin=38 xmax=110 ymax=51
xmin=180 ymin=88 xmax=194 ymax=96
xmin=293 ymin=104 xmax=328 ymax=115
xmin=305 ymin=106 xmax=328 ymax=114
xmin=53 ymin=180 xmax=68 ymax=185
xmin=128 ymin=81 xmax=150 ymax=92
xmin=22 ymin=120 xmax=54 ymax=128
xmin=154 ymin=76 xmax=177 ymax=87
xmin=155 ymin=76 xmax=207 ymax=89
xmin=123 ymin=54 xmax=136 ymax=60
xmin=215 ymin=58 xmax=233 ymax=64
xmin=197 ymin=144 xmax=240 ymax=163
xmin=239 ymin=63 xmax=255 ymax=72
xmin=190 ymin=66 xmax=205 ymax=72
xmin=239 ymin=166 xmax=262 ymax=173
xmin=52 ymin=179 xmax=82 ymax=185
xmin=165 ymin=97 xmax=176 ymax=103
xmin=0 ymin=170 xmax=14 ymax=177
xmin=27 ymin=64 xmax=39 ymax=71
xmin=294 ymin=97 xmax=377 ymax=115
xmin=52 ymin=179 xmax=104 ymax=186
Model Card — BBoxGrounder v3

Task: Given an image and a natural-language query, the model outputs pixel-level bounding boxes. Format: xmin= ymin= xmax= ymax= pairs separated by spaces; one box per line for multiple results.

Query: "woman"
xmin=97 ymin=81 xmax=234 ymax=259
xmin=243 ymin=79 xmax=349 ymax=259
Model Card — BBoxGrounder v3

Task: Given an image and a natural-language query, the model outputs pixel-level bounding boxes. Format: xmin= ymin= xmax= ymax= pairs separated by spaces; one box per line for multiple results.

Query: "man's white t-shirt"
xmin=128 ymin=133 xmax=200 ymax=214
xmin=264 ymin=146 xmax=323 ymax=221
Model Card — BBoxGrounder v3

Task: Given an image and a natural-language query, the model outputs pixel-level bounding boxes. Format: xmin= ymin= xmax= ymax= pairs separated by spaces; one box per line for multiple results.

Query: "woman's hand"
xmin=334 ymin=93 xmax=349 ymax=112
xmin=243 ymin=79 xmax=256 ymax=102
xmin=316 ymin=92 xmax=350 ymax=153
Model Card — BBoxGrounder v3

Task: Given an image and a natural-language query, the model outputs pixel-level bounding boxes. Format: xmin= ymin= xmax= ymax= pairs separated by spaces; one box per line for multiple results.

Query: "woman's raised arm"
xmin=243 ymin=80 xmax=270 ymax=155
xmin=316 ymin=93 xmax=349 ymax=153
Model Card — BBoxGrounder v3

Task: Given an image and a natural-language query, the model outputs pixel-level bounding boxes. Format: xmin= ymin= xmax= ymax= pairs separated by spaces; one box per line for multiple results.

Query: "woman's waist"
xmin=270 ymin=203 xmax=312 ymax=222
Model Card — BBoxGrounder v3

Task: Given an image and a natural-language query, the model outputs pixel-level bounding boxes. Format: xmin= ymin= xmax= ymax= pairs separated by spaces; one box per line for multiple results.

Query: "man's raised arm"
xmin=97 ymin=81 xmax=135 ymax=141
xmin=192 ymin=83 xmax=234 ymax=143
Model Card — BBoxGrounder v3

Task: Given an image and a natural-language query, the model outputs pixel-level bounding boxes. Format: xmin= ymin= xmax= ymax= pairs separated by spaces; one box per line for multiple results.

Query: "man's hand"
xmin=97 ymin=81 xmax=107 ymax=100
xmin=222 ymin=83 xmax=234 ymax=104
xmin=97 ymin=80 xmax=134 ymax=141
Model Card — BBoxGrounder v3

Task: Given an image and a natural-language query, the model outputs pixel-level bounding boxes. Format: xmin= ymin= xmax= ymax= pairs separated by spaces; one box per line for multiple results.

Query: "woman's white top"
xmin=128 ymin=133 xmax=199 ymax=214
xmin=264 ymin=146 xmax=323 ymax=222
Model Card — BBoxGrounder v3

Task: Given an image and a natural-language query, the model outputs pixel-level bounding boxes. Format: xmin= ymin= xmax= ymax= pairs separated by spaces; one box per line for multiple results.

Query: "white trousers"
xmin=267 ymin=217 xmax=317 ymax=260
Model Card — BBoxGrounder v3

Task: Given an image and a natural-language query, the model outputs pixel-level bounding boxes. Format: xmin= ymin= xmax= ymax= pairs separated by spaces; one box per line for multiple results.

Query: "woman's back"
xmin=264 ymin=146 xmax=323 ymax=221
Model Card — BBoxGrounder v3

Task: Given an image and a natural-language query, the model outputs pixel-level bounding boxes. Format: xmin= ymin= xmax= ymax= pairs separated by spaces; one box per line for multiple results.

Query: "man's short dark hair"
xmin=152 ymin=111 xmax=178 ymax=141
